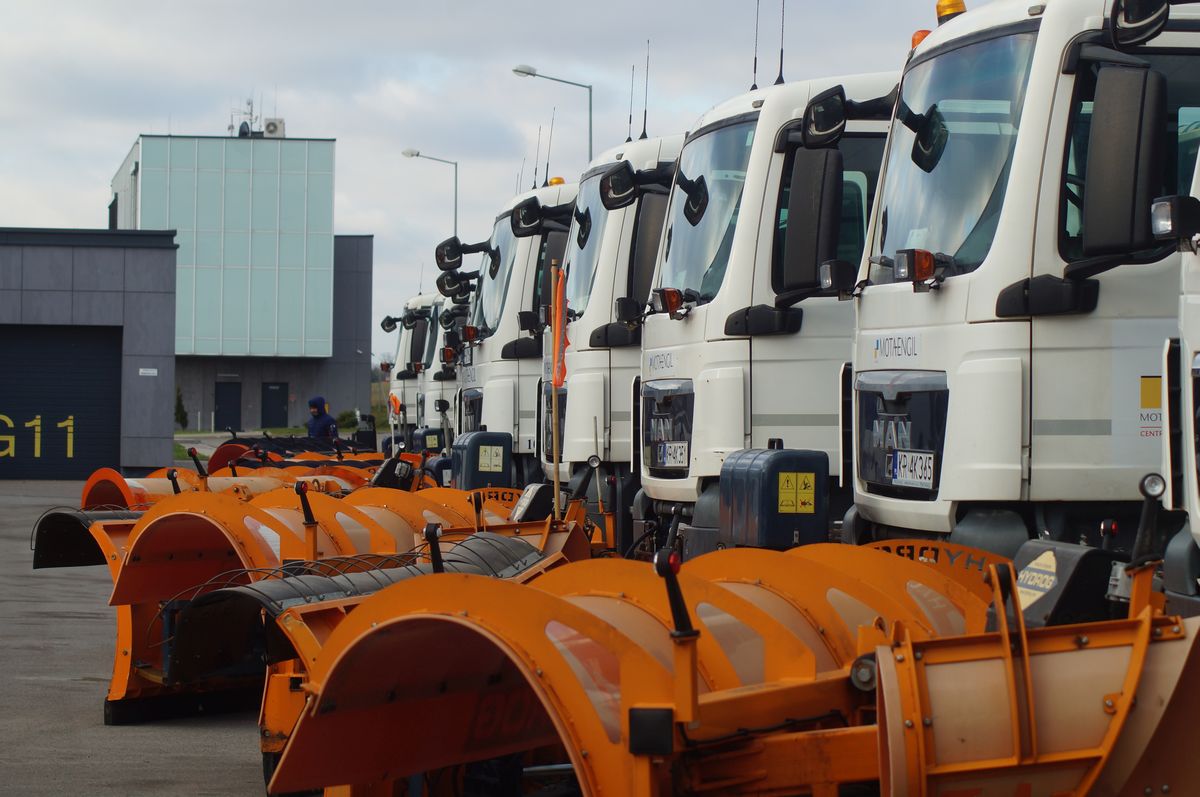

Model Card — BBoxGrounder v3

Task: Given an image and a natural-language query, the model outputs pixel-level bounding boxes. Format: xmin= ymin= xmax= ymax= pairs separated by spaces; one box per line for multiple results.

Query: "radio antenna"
xmin=532 ymin=125 xmax=542 ymax=190
xmin=626 ymin=64 xmax=636 ymax=143
xmin=517 ymin=156 xmax=526 ymax=194
xmin=751 ymin=0 xmax=761 ymax=90
xmin=419 ymin=261 xmax=424 ymax=293
xmin=543 ymin=107 xmax=556 ymax=187
xmin=774 ymin=0 xmax=786 ymax=85
xmin=639 ymin=39 xmax=650 ymax=140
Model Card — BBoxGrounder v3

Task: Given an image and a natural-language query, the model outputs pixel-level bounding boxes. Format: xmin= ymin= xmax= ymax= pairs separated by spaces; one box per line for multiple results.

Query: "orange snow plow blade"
xmin=270 ymin=543 xmax=1200 ymax=796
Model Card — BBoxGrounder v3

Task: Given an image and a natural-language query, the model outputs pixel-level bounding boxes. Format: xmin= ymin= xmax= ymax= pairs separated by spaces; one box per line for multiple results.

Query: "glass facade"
xmin=114 ymin=135 xmax=336 ymax=357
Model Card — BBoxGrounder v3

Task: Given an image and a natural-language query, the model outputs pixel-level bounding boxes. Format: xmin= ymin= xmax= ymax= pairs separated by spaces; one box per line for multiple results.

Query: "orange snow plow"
xmin=268 ymin=483 xmax=1200 ymax=796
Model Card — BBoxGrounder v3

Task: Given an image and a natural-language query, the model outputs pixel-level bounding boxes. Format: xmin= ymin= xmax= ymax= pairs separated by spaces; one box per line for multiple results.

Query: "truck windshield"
xmin=870 ymin=31 xmax=1037 ymax=283
xmin=659 ymin=120 xmax=756 ymax=302
xmin=563 ymin=175 xmax=610 ymax=318
xmin=471 ymin=217 xmax=519 ymax=336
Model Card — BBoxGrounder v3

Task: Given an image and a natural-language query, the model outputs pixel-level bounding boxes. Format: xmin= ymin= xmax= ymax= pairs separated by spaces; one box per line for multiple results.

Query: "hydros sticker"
xmin=872 ymin=333 xmax=921 ymax=363
xmin=1016 ymin=550 xmax=1058 ymax=608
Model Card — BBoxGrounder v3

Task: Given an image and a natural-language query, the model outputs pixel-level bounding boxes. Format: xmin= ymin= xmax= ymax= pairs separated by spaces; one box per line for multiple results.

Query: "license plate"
xmin=892 ymin=450 xmax=934 ymax=489
xmin=656 ymin=441 xmax=689 ymax=468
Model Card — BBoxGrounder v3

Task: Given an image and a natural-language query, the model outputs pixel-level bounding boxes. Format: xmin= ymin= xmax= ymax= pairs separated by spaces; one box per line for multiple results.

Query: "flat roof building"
xmin=111 ymin=127 xmax=372 ymax=433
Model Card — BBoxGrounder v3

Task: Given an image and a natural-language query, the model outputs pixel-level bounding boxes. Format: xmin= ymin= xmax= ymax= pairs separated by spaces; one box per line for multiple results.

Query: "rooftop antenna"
xmin=751 ymin=0 xmax=761 ymax=90
xmin=532 ymin=125 xmax=543 ymax=190
xmin=517 ymin=156 xmax=526 ymax=193
xmin=639 ymin=39 xmax=650 ymax=140
xmin=626 ymin=64 xmax=636 ymax=143
xmin=543 ymin=107 xmax=556 ymax=187
xmin=774 ymin=0 xmax=786 ymax=85
xmin=419 ymin=261 xmax=425 ymax=294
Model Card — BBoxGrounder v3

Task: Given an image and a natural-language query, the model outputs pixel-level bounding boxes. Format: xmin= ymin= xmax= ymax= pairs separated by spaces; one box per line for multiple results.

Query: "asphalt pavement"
xmin=1 ymin=480 xmax=261 ymax=795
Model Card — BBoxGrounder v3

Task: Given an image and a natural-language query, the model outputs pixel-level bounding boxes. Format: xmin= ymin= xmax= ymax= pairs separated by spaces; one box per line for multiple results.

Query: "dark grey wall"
xmin=175 ymin=234 xmax=373 ymax=431
xmin=0 ymin=229 xmax=177 ymax=472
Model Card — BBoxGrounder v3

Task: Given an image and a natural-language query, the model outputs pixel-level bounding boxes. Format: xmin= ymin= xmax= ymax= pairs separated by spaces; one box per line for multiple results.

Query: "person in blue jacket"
xmin=306 ymin=396 xmax=338 ymax=438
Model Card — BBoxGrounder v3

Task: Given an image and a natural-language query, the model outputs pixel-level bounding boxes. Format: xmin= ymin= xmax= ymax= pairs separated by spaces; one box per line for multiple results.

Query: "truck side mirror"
xmin=802 ymin=85 xmax=847 ymax=148
xmin=511 ymin=196 xmax=544 ymax=237
xmin=380 ymin=315 xmax=398 ymax=333
xmin=1081 ymin=66 xmax=1165 ymax=258
xmin=599 ymin=161 xmax=638 ymax=210
xmin=400 ymin=311 xmax=418 ymax=330
xmin=434 ymin=399 xmax=450 ymax=414
xmin=778 ymin=148 xmax=844 ymax=299
xmin=435 ymin=236 xmax=463 ymax=271
xmin=1110 ymin=0 xmax=1171 ymax=49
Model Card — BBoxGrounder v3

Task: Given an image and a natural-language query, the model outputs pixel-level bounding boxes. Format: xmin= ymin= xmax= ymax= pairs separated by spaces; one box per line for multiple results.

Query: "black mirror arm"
xmin=845 ymin=86 xmax=899 ymax=122
xmin=1063 ymin=245 xmax=1174 ymax=281
xmin=774 ymin=285 xmax=824 ymax=308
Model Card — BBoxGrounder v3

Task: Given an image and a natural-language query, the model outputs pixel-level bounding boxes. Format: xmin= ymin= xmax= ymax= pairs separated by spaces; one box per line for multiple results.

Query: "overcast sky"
xmin=0 ymin=0 xmax=985 ymax=361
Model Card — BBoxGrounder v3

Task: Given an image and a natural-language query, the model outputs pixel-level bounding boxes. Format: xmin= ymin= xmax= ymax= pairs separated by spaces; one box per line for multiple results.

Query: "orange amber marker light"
xmin=657 ymin=287 xmax=684 ymax=317
xmin=912 ymin=249 xmax=936 ymax=281
xmin=462 ymin=325 xmax=479 ymax=342
xmin=441 ymin=346 xmax=456 ymax=364
xmin=936 ymin=0 xmax=966 ymax=24
xmin=912 ymin=29 xmax=932 ymax=47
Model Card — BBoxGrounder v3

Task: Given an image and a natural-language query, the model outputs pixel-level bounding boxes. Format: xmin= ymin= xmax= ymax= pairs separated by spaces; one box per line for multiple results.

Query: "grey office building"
xmin=111 ymin=129 xmax=373 ymax=432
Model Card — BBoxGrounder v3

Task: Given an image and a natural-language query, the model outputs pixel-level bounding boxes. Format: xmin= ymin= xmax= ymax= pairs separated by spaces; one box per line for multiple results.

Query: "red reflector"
xmin=668 ymin=551 xmax=682 ymax=575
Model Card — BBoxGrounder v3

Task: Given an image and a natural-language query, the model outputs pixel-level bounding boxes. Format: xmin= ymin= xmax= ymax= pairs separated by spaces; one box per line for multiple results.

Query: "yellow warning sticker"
xmin=1016 ymin=550 xmax=1058 ymax=609
xmin=478 ymin=445 xmax=504 ymax=473
xmin=1141 ymin=375 xmax=1162 ymax=410
xmin=778 ymin=472 xmax=815 ymax=514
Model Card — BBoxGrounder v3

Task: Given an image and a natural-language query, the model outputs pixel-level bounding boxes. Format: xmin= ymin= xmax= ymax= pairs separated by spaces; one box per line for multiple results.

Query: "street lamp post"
xmin=512 ymin=64 xmax=593 ymax=162
xmin=401 ymin=148 xmax=458 ymax=235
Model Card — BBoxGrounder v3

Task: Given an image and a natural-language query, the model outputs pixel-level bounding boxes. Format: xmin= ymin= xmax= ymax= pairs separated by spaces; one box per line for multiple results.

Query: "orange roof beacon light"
xmin=937 ymin=0 xmax=966 ymax=25
xmin=912 ymin=29 xmax=932 ymax=48
xmin=547 ymin=176 xmax=565 ymax=186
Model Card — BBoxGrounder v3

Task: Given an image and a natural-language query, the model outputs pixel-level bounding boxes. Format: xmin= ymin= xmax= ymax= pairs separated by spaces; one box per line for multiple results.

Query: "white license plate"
xmin=657 ymin=441 xmax=689 ymax=468
xmin=892 ymin=450 xmax=934 ymax=489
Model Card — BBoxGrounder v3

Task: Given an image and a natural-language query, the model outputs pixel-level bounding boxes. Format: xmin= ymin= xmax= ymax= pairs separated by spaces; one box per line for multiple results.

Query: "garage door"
xmin=0 ymin=325 xmax=122 ymax=479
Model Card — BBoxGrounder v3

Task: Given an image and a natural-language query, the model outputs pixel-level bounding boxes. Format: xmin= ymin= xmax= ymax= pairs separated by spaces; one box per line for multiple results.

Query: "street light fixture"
xmin=402 ymin=148 xmax=458 ymax=235
xmin=512 ymin=63 xmax=593 ymax=161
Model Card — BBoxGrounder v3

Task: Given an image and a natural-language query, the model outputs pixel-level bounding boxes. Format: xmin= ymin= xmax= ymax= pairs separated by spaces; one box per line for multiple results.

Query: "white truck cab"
xmin=538 ymin=134 xmax=684 ymax=550
xmin=631 ymin=73 xmax=895 ymax=555
xmin=434 ymin=180 xmax=577 ymax=486
xmin=379 ymin=294 xmax=436 ymax=452
xmin=819 ymin=0 xmax=1200 ymax=557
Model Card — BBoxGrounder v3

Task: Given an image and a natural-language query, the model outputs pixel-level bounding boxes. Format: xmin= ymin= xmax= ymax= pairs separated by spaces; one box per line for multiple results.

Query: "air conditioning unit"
xmin=264 ymin=118 xmax=286 ymax=138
